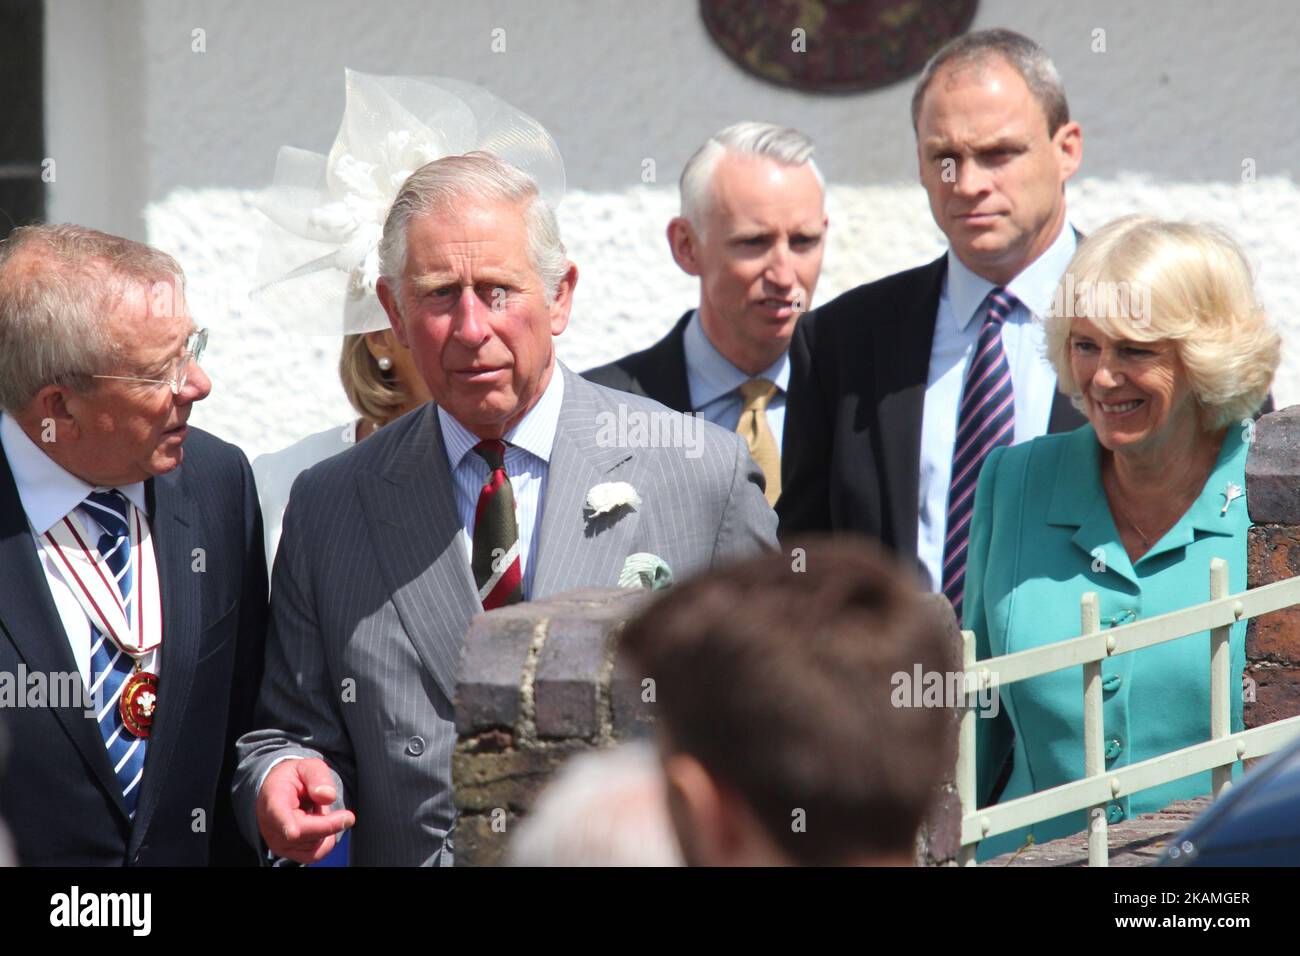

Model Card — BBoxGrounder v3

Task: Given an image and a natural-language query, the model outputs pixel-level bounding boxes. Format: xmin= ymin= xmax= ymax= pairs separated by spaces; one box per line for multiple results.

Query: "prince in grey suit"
xmin=234 ymin=153 xmax=776 ymax=865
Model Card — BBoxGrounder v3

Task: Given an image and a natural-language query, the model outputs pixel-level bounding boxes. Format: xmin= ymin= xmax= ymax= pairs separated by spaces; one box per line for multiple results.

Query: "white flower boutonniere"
xmin=585 ymin=481 xmax=641 ymax=520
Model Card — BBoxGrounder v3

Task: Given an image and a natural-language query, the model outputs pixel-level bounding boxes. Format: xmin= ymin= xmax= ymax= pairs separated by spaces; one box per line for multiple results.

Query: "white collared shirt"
xmin=0 ymin=413 xmax=161 ymax=685
xmin=683 ymin=309 xmax=789 ymax=447
xmin=916 ymin=223 xmax=1078 ymax=591
xmin=438 ymin=364 xmax=565 ymax=600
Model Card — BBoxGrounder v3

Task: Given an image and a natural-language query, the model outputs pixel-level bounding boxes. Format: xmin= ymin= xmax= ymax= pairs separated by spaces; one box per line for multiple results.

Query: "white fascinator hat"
xmin=252 ymin=69 xmax=566 ymax=335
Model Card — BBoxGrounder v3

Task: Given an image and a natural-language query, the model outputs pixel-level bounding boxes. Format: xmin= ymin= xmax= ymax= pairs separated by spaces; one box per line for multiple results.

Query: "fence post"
xmin=1081 ymin=591 xmax=1107 ymax=867
xmin=1209 ymin=558 xmax=1233 ymax=796
xmin=958 ymin=629 xmax=978 ymax=866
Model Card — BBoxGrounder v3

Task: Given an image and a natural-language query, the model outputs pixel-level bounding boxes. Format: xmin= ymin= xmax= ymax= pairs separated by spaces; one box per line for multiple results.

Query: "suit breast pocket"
xmin=194 ymin=601 xmax=238 ymax=666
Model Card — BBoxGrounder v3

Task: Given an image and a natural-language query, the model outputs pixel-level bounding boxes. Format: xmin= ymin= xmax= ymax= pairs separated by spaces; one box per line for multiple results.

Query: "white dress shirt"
xmin=0 ymin=412 xmax=160 ymax=686
xmin=916 ymin=223 xmax=1078 ymax=591
xmin=438 ymin=364 xmax=565 ymax=600
xmin=683 ymin=309 xmax=788 ymax=446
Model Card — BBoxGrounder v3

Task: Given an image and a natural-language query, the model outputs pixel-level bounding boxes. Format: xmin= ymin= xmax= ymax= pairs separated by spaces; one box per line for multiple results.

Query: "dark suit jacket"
xmin=0 ymin=426 xmax=268 ymax=866
xmin=583 ymin=311 xmax=695 ymax=412
xmin=776 ymin=254 xmax=1088 ymax=560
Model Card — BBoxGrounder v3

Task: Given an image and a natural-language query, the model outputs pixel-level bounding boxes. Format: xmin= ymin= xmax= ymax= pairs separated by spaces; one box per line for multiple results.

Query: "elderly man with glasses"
xmin=0 ymin=223 xmax=268 ymax=866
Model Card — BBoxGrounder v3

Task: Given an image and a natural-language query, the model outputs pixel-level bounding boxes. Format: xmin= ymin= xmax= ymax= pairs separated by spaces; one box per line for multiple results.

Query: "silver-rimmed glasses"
xmin=92 ymin=328 xmax=209 ymax=395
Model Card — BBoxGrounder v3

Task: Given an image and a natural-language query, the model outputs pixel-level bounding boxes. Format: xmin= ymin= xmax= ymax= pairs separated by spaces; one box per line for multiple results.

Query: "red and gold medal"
xmin=120 ymin=668 xmax=160 ymax=738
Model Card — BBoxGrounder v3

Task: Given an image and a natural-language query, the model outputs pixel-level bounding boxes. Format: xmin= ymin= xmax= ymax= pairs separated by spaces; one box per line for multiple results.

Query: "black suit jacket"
xmin=0 ymin=426 xmax=268 ymax=866
xmin=777 ymin=254 xmax=1087 ymax=560
xmin=583 ymin=310 xmax=695 ymax=412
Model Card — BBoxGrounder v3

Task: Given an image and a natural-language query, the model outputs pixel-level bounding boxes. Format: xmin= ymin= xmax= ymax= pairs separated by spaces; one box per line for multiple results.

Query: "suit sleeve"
xmin=776 ymin=313 xmax=833 ymax=539
xmin=711 ymin=432 xmax=779 ymax=565
xmin=964 ymin=445 xmax=1015 ymax=809
xmin=208 ymin=449 xmax=269 ymax=866
xmin=231 ymin=474 xmax=354 ymax=851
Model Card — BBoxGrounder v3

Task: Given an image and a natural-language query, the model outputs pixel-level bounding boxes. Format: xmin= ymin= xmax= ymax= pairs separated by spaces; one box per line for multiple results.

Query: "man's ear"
xmin=548 ymin=262 xmax=579 ymax=336
xmin=667 ymin=218 xmax=703 ymax=277
xmin=376 ymin=277 xmax=409 ymax=349
xmin=24 ymin=385 xmax=81 ymax=445
xmin=1054 ymin=120 xmax=1083 ymax=184
xmin=662 ymin=752 xmax=738 ymax=866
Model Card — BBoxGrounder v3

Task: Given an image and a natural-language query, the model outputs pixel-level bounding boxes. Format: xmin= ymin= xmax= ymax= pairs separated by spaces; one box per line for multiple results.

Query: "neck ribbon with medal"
xmin=41 ymin=500 xmax=162 ymax=738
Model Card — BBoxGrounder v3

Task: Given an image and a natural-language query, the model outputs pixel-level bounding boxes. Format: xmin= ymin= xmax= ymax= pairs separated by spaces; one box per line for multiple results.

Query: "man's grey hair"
xmin=505 ymin=742 xmax=684 ymax=867
xmin=0 ymin=224 xmax=184 ymax=413
xmin=679 ymin=121 xmax=823 ymax=234
xmin=378 ymin=152 xmax=568 ymax=303
xmin=911 ymin=28 xmax=1070 ymax=135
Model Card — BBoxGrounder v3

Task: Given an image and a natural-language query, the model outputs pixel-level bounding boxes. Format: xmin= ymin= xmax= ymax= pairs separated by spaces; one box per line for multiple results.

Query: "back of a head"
xmin=620 ymin=537 xmax=958 ymax=865
xmin=678 ymin=121 xmax=823 ymax=234
xmin=0 ymin=224 xmax=182 ymax=414
xmin=505 ymin=742 xmax=683 ymax=867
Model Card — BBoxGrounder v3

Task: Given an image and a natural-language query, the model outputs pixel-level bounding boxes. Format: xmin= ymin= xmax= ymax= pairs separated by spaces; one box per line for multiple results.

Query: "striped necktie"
xmin=472 ymin=440 xmax=523 ymax=610
xmin=83 ymin=489 xmax=148 ymax=818
xmin=941 ymin=288 xmax=1018 ymax=620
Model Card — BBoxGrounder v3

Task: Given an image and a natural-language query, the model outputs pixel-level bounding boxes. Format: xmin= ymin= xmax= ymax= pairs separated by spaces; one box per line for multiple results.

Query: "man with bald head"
xmin=0 ymin=224 xmax=267 ymax=865
xmin=586 ymin=122 xmax=828 ymax=505
xmin=779 ymin=29 xmax=1088 ymax=619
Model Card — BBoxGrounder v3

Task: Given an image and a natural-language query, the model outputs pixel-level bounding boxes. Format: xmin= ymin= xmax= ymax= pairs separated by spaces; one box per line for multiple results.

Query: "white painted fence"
xmin=957 ymin=558 xmax=1300 ymax=866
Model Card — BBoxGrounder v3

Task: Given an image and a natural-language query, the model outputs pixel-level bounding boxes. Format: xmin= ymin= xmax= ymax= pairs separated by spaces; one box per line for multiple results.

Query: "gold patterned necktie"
xmin=736 ymin=377 xmax=781 ymax=506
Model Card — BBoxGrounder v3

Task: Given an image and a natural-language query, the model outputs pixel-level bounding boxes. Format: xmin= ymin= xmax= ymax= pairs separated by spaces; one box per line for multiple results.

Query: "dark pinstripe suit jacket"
xmin=0 ymin=426 xmax=268 ymax=865
xmin=233 ymin=363 xmax=776 ymax=865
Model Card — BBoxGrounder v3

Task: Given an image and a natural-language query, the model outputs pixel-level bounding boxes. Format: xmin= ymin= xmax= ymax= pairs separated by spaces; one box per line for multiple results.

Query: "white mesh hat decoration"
xmin=252 ymin=69 xmax=566 ymax=335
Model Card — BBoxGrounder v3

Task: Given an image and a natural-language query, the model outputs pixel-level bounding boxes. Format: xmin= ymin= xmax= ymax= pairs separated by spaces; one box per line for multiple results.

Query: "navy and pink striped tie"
xmin=942 ymin=288 xmax=1018 ymax=620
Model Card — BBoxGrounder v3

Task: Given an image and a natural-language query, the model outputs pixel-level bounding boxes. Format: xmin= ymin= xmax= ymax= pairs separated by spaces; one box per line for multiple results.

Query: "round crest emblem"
xmin=700 ymin=0 xmax=979 ymax=94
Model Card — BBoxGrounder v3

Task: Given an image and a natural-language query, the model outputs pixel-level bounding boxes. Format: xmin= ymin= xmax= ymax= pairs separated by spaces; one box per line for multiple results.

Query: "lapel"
xmin=632 ymin=311 xmax=693 ymax=413
xmin=0 ymin=445 xmax=132 ymax=821
xmin=873 ymin=255 xmax=947 ymax=559
xmin=358 ymin=405 xmax=478 ymax=704
xmin=532 ymin=366 xmax=641 ymax=596
xmin=1044 ymin=424 xmax=1245 ymax=586
xmin=129 ymin=465 xmax=205 ymax=850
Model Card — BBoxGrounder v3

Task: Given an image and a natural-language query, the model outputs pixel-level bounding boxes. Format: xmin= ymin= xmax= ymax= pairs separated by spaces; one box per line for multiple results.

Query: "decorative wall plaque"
xmin=700 ymin=0 xmax=978 ymax=94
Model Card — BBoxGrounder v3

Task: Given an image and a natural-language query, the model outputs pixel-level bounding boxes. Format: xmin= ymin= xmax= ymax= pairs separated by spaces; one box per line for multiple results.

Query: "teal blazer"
xmin=965 ymin=422 xmax=1248 ymax=859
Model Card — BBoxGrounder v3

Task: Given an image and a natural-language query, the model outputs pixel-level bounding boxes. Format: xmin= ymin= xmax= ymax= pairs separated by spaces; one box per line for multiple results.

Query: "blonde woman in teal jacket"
xmin=964 ymin=217 xmax=1280 ymax=860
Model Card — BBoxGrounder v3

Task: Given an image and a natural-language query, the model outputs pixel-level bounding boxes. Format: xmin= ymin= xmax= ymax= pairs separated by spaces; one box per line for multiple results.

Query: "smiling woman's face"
xmin=1068 ymin=314 xmax=1198 ymax=454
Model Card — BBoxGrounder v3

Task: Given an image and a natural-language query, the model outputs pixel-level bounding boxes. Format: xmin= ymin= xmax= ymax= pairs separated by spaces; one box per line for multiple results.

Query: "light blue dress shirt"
xmin=438 ymin=365 xmax=565 ymax=601
xmin=916 ymin=223 xmax=1078 ymax=591
xmin=683 ymin=310 xmax=788 ymax=446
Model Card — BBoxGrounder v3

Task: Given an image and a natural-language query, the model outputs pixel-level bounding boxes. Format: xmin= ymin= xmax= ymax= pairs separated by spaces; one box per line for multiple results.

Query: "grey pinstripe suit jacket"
xmin=233 ymin=364 xmax=777 ymax=865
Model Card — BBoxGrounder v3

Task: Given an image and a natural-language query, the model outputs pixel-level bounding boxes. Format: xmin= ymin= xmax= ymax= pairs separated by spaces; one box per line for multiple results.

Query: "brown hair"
xmin=338 ymin=333 xmax=407 ymax=428
xmin=620 ymin=537 xmax=957 ymax=865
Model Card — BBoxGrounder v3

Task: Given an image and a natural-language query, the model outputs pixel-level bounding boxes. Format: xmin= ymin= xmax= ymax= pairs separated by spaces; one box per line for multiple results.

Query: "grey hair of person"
xmin=910 ymin=28 xmax=1070 ymax=136
xmin=0 ymin=223 xmax=184 ymax=414
xmin=679 ymin=121 xmax=824 ymax=235
xmin=505 ymin=742 xmax=684 ymax=867
xmin=378 ymin=152 xmax=568 ymax=304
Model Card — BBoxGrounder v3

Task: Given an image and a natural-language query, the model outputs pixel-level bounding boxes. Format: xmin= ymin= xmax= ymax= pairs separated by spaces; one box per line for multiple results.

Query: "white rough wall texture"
xmin=45 ymin=0 xmax=1300 ymax=460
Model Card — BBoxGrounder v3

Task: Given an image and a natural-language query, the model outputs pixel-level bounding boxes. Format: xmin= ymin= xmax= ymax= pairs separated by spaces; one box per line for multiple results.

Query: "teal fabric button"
xmin=1105 ymin=738 xmax=1123 ymax=760
xmin=1107 ymin=803 xmax=1125 ymax=824
xmin=1102 ymin=674 xmax=1123 ymax=693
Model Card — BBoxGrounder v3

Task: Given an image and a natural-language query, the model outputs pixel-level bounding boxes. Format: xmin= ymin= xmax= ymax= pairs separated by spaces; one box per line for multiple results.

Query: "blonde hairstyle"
xmin=1044 ymin=216 xmax=1279 ymax=431
xmin=339 ymin=334 xmax=407 ymax=427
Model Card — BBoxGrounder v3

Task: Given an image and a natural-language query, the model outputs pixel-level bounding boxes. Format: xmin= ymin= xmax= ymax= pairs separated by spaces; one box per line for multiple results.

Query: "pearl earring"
xmin=377 ymin=356 xmax=393 ymax=371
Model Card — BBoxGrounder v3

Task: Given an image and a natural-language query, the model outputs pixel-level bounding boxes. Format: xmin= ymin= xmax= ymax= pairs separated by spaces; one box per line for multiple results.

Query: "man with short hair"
xmin=586 ymin=122 xmax=828 ymax=505
xmin=779 ymin=29 xmax=1088 ymax=618
xmin=0 ymin=224 xmax=268 ymax=865
xmin=620 ymin=537 xmax=956 ymax=866
xmin=234 ymin=152 xmax=776 ymax=866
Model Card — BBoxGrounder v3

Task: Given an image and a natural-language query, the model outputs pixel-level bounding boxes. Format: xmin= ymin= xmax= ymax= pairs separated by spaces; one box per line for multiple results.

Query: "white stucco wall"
xmin=44 ymin=0 xmax=1300 ymax=460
